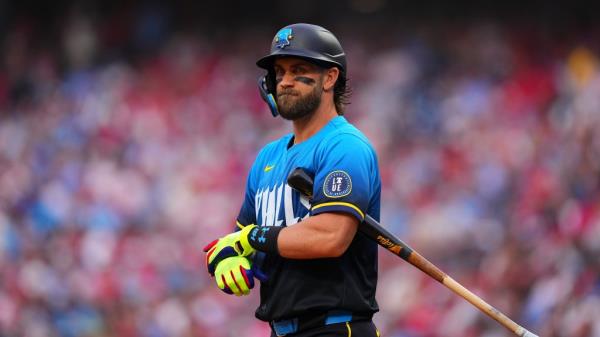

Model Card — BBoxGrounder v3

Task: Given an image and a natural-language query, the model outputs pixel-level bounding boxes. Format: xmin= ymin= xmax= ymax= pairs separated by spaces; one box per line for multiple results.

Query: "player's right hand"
xmin=214 ymin=256 xmax=254 ymax=296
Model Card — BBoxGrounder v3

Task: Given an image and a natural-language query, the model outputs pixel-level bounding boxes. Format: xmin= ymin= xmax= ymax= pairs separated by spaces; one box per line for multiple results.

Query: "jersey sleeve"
xmin=310 ymin=134 xmax=376 ymax=222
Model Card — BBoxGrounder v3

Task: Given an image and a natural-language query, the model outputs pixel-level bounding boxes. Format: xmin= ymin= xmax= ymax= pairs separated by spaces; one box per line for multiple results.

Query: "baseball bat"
xmin=287 ymin=168 xmax=538 ymax=337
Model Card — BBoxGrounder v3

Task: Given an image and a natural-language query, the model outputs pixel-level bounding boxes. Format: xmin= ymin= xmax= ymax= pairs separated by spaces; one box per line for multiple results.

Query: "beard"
xmin=276 ymin=80 xmax=323 ymax=121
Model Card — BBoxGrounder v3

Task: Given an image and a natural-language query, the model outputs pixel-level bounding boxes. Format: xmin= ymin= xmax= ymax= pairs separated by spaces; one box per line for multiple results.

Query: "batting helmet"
xmin=257 ymin=23 xmax=347 ymax=117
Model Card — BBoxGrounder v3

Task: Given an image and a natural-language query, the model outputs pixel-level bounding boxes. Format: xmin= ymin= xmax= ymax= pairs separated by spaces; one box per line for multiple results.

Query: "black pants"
xmin=270 ymin=320 xmax=380 ymax=337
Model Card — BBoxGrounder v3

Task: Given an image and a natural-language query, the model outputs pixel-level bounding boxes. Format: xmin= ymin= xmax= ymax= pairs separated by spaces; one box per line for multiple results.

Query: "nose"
xmin=278 ymin=71 xmax=295 ymax=88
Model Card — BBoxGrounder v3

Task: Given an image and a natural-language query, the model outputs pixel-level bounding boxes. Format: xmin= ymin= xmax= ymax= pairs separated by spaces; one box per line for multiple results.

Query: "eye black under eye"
xmin=294 ymin=76 xmax=315 ymax=85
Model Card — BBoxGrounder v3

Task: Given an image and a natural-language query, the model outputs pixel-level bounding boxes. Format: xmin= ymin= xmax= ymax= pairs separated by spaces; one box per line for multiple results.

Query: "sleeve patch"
xmin=323 ymin=170 xmax=352 ymax=198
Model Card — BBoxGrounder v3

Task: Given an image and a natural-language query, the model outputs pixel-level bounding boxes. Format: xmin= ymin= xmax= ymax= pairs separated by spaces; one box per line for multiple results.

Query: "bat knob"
xmin=521 ymin=329 xmax=539 ymax=337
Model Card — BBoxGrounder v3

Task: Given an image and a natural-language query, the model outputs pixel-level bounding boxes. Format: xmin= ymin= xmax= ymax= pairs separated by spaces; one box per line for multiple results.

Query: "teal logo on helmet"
xmin=275 ymin=28 xmax=293 ymax=49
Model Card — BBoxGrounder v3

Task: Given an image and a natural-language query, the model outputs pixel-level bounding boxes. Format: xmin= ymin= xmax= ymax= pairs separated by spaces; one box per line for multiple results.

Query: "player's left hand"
xmin=203 ymin=224 xmax=257 ymax=276
xmin=214 ymin=256 xmax=254 ymax=296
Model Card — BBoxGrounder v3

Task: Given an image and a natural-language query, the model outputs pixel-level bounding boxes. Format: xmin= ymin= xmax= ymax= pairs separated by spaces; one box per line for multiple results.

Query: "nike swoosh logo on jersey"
xmin=264 ymin=165 xmax=275 ymax=172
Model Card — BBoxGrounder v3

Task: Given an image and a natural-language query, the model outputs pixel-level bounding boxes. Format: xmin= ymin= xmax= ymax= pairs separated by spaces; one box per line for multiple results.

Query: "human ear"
xmin=323 ymin=67 xmax=339 ymax=92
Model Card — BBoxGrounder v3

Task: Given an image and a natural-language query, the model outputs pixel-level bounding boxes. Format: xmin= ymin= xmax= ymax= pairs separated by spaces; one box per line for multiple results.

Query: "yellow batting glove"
xmin=204 ymin=224 xmax=257 ymax=276
xmin=214 ymin=256 xmax=254 ymax=296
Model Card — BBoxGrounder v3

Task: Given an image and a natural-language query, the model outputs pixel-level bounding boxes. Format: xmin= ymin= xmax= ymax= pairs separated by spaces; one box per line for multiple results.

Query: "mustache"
xmin=278 ymin=89 xmax=300 ymax=97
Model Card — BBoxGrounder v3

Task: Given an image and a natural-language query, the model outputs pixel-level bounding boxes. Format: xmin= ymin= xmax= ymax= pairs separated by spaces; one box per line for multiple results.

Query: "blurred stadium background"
xmin=1 ymin=1 xmax=599 ymax=336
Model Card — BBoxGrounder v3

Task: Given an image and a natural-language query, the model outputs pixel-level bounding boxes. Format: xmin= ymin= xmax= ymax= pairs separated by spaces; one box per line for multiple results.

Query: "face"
xmin=273 ymin=58 xmax=324 ymax=121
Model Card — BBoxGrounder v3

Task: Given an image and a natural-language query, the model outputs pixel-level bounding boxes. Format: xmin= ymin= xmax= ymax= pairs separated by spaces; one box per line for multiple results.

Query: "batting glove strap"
xmin=245 ymin=225 xmax=283 ymax=255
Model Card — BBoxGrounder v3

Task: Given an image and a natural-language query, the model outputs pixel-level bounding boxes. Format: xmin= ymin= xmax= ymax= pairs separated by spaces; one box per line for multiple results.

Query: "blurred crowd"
xmin=1 ymin=7 xmax=599 ymax=337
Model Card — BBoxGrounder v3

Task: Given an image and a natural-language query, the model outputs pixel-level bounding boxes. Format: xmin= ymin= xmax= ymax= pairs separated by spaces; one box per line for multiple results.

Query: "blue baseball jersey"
xmin=237 ymin=116 xmax=381 ymax=322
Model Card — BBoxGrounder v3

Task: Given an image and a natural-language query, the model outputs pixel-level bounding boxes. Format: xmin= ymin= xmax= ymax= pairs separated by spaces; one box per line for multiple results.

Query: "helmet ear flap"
xmin=258 ymin=73 xmax=279 ymax=117
xmin=265 ymin=69 xmax=277 ymax=93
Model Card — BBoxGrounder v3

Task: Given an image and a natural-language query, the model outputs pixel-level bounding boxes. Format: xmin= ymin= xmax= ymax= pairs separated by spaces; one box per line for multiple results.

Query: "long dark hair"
xmin=333 ymin=73 xmax=351 ymax=115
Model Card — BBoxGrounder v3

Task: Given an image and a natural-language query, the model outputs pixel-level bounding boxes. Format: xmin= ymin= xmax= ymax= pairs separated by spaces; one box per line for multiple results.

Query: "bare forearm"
xmin=277 ymin=213 xmax=358 ymax=259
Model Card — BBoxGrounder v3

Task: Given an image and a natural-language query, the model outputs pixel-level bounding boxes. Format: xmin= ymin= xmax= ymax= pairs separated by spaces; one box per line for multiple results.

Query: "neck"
xmin=292 ymin=100 xmax=338 ymax=144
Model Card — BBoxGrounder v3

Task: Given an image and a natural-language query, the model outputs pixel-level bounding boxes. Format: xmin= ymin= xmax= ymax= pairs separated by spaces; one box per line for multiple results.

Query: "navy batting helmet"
xmin=257 ymin=23 xmax=347 ymax=117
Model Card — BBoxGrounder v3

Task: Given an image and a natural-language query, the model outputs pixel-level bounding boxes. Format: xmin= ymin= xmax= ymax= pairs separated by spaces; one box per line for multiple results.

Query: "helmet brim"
xmin=256 ymin=48 xmax=345 ymax=72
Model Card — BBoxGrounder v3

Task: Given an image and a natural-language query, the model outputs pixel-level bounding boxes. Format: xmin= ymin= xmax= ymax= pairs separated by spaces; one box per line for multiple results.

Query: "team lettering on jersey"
xmin=255 ymin=183 xmax=311 ymax=227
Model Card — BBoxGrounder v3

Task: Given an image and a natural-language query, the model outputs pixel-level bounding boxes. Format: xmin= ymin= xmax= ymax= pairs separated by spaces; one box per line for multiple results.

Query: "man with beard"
xmin=204 ymin=23 xmax=381 ymax=337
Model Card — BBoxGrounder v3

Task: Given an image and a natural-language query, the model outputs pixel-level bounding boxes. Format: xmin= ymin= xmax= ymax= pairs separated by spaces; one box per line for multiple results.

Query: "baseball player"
xmin=204 ymin=23 xmax=381 ymax=337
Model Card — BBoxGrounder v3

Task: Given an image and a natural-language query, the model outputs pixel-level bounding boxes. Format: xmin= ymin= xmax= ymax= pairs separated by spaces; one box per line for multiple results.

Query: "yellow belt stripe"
xmin=236 ymin=221 xmax=245 ymax=229
xmin=346 ymin=322 xmax=352 ymax=337
xmin=312 ymin=202 xmax=365 ymax=219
